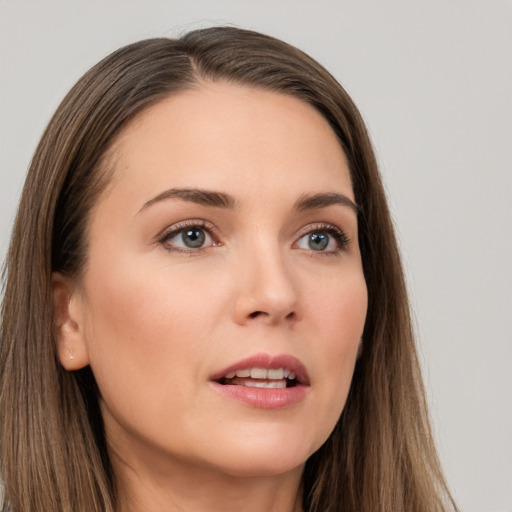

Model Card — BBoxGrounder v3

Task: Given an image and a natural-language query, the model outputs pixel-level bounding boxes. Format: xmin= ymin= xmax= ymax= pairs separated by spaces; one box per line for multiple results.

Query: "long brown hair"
xmin=0 ymin=26 xmax=457 ymax=512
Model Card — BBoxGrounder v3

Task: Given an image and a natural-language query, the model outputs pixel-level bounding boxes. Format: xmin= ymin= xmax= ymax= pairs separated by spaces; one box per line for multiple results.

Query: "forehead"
xmin=105 ymin=82 xmax=353 ymax=209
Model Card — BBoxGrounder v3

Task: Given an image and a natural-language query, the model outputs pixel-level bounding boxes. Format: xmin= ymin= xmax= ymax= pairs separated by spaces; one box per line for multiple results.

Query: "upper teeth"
xmin=225 ymin=367 xmax=296 ymax=380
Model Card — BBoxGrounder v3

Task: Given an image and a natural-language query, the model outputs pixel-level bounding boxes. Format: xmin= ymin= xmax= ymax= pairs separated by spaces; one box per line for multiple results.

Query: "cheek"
xmin=308 ymin=267 xmax=367 ymax=348
xmin=305 ymin=270 xmax=367 ymax=426
xmin=80 ymin=257 xmax=223 ymax=403
xmin=329 ymin=271 xmax=367 ymax=366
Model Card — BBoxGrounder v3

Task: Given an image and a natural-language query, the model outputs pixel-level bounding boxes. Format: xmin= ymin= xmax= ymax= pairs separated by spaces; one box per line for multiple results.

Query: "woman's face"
xmin=60 ymin=83 xmax=367 ymax=479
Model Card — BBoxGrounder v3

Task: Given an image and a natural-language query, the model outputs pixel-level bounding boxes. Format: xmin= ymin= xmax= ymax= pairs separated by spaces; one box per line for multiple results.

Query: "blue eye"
xmin=181 ymin=228 xmax=206 ymax=248
xmin=295 ymin=226 xmax=348 ymax=253
xmin=306 ymin=232 xmax=330 ymax=250
xmin=160 ymin=223 xmax=216 ymax=252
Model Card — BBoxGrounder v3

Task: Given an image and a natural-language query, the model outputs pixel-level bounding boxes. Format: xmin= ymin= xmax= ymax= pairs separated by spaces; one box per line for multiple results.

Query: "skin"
xmin=53 ymin=82 xmax=368 ymax=512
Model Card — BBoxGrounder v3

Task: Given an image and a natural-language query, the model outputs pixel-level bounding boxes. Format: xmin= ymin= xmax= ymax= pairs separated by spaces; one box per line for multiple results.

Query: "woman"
xmin=0 ymin=26 xmax=457 ymax=512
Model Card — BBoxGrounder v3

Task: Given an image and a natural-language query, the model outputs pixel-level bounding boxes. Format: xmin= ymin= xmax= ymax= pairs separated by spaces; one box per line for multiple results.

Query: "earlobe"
xmin=51 ymin=273 xmax=90 ymax=371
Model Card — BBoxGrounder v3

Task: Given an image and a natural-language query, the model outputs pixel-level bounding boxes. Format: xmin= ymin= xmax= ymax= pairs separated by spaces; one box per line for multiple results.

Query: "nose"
xmin=232 ymin=243 xmax=300 ymax=327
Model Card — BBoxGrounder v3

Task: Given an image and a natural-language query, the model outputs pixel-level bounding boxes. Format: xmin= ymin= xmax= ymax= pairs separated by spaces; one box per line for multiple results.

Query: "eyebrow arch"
xmin=138 ymin=188 xmax=237 ymax=214
xmin=294 ymin=192 xmax=359 ymax=214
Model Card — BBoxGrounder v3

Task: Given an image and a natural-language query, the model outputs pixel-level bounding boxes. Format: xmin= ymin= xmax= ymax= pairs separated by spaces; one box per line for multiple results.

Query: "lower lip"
xmin=210 ymin=382 xmax=308 ymax=409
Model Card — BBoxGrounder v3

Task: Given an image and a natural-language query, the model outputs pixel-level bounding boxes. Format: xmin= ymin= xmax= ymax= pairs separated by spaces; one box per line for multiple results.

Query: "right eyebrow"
xmin=137 ymin=188 xmax=238 ymax=214
xmin=294 ymin=192 xmax=359 ymax=214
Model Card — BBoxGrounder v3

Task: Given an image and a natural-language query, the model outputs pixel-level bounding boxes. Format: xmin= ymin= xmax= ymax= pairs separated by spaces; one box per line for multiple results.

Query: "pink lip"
xmin=209 ymin=353 xmax=310 ymax=410
xmin=210 ymin=353 xmax=310 ymax=384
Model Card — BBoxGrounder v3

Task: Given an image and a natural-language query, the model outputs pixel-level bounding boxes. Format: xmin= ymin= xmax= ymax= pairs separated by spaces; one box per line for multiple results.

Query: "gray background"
xmin=1 ymin=1 xmax=511 ymax=511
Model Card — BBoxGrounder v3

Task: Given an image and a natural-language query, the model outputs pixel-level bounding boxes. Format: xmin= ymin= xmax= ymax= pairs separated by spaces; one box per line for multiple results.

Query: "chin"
xmin=197 ymin=426 xmax=323 ymax=478
xmin=216 ymin=452 xmax=308 ymax=479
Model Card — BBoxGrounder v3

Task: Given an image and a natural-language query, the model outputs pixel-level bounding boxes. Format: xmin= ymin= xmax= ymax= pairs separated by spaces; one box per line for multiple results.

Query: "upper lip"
xmin=210 ymin=353 xmax=310 ymax=385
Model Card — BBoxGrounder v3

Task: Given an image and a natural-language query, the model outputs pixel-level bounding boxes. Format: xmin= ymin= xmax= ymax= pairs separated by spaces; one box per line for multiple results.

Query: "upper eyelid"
xmin=156 ymin=220 xmax=219 ymax=254
xmin=294 ymin=222 xmax=346 ymax=238
xmin=293 ymin=222 xmax=351 ymax=250
xmin=158 ymin=219 xmax=216 ymax=240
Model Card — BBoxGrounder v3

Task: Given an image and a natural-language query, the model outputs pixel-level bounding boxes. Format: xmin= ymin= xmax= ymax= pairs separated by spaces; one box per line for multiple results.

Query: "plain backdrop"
xmin=1 ymin=1 xmax=511 ymax=511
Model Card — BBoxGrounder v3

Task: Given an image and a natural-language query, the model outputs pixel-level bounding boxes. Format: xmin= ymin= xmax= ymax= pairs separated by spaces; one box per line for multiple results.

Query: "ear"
xmin=52 ymin=272 xmax=90 ymax=371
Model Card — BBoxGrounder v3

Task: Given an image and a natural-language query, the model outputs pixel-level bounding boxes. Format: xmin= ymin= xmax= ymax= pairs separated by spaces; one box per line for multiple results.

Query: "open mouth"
xmin=210 ymin=355 xmax=309 ymax=408
xmin=216 ymin=367 xmax=300 ymax=389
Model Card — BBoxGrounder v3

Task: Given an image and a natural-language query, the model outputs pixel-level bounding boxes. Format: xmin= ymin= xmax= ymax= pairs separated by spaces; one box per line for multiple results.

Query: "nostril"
xmin=248 ymin=310 xmax=296 ymax=321
xmin=249 ymin=311 xmax=269 ymax=318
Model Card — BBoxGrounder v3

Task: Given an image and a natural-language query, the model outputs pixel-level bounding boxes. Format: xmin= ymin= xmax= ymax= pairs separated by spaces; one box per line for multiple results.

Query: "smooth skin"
xmin=53 ymin=82 xmax=368 ymax=512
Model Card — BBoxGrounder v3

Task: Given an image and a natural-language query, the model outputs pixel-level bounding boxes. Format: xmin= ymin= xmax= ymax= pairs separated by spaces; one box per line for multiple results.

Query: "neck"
xmin=112 ymin=449 xmax=304 ymax=512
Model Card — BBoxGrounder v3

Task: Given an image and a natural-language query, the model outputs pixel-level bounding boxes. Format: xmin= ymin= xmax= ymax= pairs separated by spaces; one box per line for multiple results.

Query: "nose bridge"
xmin=233 ymin=229 xmax=299 ymax=325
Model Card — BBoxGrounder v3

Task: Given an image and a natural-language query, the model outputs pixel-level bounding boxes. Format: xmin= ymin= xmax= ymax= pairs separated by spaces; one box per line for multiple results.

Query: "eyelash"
xmin=293 ymin=223 xmax=350 ymax=257
xmin=158 ymin=220 xmax=220 ymax=254
xmin=157 ymin=220 xmax=350 ymax=255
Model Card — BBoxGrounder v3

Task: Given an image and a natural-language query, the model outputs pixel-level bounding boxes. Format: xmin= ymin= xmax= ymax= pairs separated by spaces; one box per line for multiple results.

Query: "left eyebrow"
xmin=137 ymin=187 xmax=238 ymax=214
xmin=294 ymin=192 xmax=359 ymax=214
